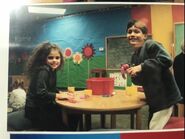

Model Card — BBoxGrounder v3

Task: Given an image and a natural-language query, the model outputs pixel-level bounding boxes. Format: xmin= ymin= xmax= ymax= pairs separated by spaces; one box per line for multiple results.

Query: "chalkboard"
xmin=174 ymin=22 xmax=184 ymax=56
xmin=106 ymin=35 xmax=134 ymax=70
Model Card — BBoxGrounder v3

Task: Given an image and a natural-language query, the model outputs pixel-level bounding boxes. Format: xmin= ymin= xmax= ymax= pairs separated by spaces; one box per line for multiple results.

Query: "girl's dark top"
xmin=25 ymin=65 xmax=80 ymax=131
xmin=25 ymin=65 xmax=58 ymax=120
xmin=130 ymin=39 xmax=182 ymax=113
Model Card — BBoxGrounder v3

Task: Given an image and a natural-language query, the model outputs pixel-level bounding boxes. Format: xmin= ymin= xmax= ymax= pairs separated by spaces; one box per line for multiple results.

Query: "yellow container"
xmin=84 ymin=89 xmax=92 ymax=96
xmin=68 ymin=86 xmax=75 ymax=93
xmin=125 ymin=86 xmax=137 ymax=96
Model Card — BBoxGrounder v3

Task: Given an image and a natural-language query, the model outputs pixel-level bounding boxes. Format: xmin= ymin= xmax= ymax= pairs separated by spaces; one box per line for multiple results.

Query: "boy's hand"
xmin=120 ymin=64 xmax=129 ymax=79
xmin=126 ymin=65 xmax=142 ymax=77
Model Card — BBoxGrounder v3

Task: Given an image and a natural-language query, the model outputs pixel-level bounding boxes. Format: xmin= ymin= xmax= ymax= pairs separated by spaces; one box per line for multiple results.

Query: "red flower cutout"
xmin=82 ymin=43 xmax=95 ymax=60
xmin=64 ymin=47 xmax=73 ymax=59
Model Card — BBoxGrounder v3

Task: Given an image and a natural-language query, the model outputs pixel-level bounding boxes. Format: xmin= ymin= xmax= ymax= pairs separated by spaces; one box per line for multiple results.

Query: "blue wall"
xmin=35 ymin=7 xmax=131 ymax=56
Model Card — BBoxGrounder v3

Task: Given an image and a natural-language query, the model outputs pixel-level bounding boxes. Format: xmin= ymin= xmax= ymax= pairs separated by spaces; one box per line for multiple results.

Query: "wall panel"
xmin=151 ymin=5 xmax=173 ymax=54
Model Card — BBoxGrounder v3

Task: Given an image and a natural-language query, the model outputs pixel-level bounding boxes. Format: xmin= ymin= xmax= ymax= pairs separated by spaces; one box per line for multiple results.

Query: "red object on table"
xmin=137 ymin=86 xmax=144 ymax=92
xmin=86 ymin=77 xmax=114 ymax=95
xmin=120 ymin=64 xmax=130 ymax=79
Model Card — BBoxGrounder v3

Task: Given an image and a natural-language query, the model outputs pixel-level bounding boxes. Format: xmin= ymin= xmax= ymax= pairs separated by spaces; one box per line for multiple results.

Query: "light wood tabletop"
xmin=56 ymin=90 xmax=145 ymax=112
xmin=56 ymin=90 xmax=146 ymax=130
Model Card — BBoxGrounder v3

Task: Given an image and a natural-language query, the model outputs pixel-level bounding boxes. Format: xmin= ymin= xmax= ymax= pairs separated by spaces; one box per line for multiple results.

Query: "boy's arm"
xmin=142 ymin=40 xmax=172 ymax=73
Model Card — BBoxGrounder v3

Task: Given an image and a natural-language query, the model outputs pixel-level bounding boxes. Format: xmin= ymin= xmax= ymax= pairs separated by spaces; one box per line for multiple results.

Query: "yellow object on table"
xmin=125 ymin=86 xmax=137 ymax=96
xmin=84 ymin=89 xmax=92 ymax=96
xmin=68 ymin=86 xmax=75 ymax=93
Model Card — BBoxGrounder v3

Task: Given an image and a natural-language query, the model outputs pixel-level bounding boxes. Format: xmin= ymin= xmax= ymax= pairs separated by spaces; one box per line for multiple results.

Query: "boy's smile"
xmin=127 ymin=26 xmax=147 ymax=48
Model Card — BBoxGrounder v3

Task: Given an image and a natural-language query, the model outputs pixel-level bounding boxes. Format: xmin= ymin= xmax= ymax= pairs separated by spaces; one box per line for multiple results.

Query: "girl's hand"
xmin=56 ymin=92 xmax=75 ymax=101
xmin=126 ymin=65 xmax=142 ymax=77
xmin=56 ymin=93 xmax=68 ymax=100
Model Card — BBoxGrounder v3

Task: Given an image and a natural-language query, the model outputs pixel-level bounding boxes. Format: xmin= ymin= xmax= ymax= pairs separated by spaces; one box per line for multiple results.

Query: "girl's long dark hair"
xmin=26 ymin=42 xmax=64 ymax=78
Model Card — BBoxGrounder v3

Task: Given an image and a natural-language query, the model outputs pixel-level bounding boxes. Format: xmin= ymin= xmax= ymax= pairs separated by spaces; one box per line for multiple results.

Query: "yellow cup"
xmin=84 ymin=89 xmax=92 ymax=96
xmin=68 ymin=86 xmax=75 ymax=93
xmin=125 ymin=86 xmax=137 ymax=96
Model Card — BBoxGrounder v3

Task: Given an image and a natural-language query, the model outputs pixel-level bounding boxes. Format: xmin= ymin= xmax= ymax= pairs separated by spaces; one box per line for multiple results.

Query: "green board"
xmin=174 ymin=23 xmax=184 ymax=56
xmin=106 ymin=35 xmax=134 ymax=70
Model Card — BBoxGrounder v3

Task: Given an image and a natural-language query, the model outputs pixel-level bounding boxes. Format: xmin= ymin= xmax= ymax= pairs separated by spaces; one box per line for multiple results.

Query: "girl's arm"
xmin=35 ymin=69 xmax=56 ymax=104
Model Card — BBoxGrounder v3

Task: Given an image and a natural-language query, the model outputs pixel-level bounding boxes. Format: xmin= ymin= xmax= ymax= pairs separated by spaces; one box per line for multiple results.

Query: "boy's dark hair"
xmin=26 ymin=42 xmax=64 ymax=77
xmin=126 ymin=19 xmax=148 ymax=34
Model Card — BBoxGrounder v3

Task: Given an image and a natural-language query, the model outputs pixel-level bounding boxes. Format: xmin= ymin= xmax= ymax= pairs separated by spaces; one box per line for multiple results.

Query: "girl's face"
xmin=46 ymin=49 xmax=61 ymax=70
xmin=127 ymin=26 xmax=147 ymax=48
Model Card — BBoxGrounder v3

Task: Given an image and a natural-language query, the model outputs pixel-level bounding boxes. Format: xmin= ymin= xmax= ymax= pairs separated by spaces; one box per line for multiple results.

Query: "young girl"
xmin=25 ymin=42 xmax=79 ymax=131
xmin=124 ymin=19 xmax=182 ymax=129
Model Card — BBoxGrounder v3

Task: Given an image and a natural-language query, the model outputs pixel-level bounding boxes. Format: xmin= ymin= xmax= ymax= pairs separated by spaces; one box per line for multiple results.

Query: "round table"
xmin=56 ymin=90 xmax=146 ymax=130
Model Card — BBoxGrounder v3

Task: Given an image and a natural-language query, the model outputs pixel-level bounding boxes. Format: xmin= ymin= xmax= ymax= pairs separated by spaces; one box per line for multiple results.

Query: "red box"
xmin=86 ymin=77 xmax=114 ymax=95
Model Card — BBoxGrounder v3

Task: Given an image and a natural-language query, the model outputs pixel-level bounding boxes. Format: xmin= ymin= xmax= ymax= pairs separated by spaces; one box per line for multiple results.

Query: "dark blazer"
xmin=130 ymin=39 xmax=182 ymax=113
xmin=173 ymin=52 xmax=184 ymax=104
xmin=25 ymin=65 xmax=59 ymax=120
xmin=25 ymin=65 xmax=80 ymax=131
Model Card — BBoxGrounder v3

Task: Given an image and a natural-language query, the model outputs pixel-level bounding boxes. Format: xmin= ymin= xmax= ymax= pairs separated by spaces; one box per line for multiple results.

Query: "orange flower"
xmin=73 ymin=52 xmax=83 ymax=64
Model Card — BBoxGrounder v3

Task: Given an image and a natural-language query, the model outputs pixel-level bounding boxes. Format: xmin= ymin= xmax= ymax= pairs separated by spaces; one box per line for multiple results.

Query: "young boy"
xmin=124 ymin=19 xmax=182 ymax=129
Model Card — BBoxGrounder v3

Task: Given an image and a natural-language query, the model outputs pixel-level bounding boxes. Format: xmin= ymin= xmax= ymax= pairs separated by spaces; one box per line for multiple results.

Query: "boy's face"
xmin=46 ymin=49 xmax=61 ymax=70
xmin=127 ymin=26 xmax=147 ymax=48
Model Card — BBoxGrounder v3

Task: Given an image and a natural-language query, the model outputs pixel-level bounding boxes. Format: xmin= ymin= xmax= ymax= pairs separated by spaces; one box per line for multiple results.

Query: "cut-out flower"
xmin=82 ymin=43 xmax=95 ymax=60
xmin=73 ymin=52 xmax=83 ymax=64
xmin=64 ymin=47 xmax=73 ymax=59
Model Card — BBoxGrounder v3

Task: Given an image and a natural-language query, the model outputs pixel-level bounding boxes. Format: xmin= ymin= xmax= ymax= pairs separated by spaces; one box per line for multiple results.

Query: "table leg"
xmin=177 ymin=103 xmax=184 ymax=117
xmin=85 ymin=114 xmax=91 ymax=130
xmin=101 ymin=114 xmax=106 ymax=128
xmin=61 ymin=108 xmax=68 ymax=127
xmin=136 ymin=109 xmax=142 ymax=129
xmin=110 ymin=114 xmax=116 ymax=128
xmin=130 ymin=112 xmax=135 ymax=129
xmin=79 ymin=114 xmax=84 ymax=131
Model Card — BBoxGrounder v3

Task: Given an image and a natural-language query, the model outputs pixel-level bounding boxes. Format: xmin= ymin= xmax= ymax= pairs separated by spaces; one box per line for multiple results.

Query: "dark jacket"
xmin=25 ymin=65 xmax=58 ymax=120
xmin=173 ymin=52 xmax=184 ymax=104
xmin=130 ymin=39 xmax=182 ymax=113
xmin=25 ymin=65 xmax=79 ymax=131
